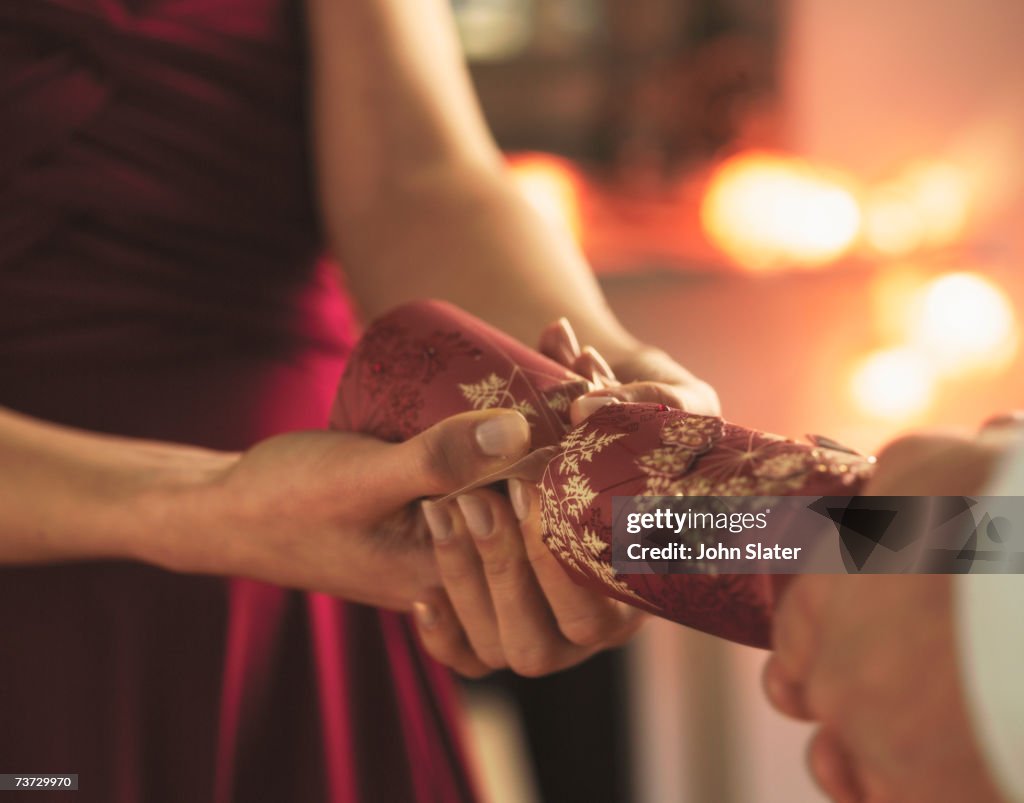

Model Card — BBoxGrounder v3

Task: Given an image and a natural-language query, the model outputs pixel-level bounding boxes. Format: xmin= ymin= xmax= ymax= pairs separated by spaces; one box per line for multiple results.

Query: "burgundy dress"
xmin=0 ymin=1 xmax=477 ymax=801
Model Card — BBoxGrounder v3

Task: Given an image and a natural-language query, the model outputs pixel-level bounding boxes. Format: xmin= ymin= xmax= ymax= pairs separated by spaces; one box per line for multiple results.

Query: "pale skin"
xmin=0 ymin=0 xmax=717 ymax=677
xmin=764 ymin=426 xmax=1020 ymax=803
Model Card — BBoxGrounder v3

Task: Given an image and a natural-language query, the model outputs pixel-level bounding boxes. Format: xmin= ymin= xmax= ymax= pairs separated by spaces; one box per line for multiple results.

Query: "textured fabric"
xmin=331 ymin=298 xmax=589 ymax=446
xmin=539 ymin=403 xmax=871 ymax=648
xmin=333 ymin=300 xmax=873 ymax=649
xmin=0 ymin=2 xmax=477 ymax=801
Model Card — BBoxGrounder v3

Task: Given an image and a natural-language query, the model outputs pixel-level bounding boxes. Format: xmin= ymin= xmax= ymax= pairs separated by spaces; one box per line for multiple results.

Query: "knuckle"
xmin=418 ymin=428 xmax=459 ymax=489
xmin=806 ymin=731 xmax=841 ymax=795
xmin=610 ymin=608 xmax=647 ymax=643
xmin=437 ymin=557 xmax=477 ymax=587
xmin=455 ymin=663 xmax=492 ymax=680
xmin=525 ymin=542 xmax=553 ymax=570
xmin=481 ymin=552 xmax=518 ymax=583
xmin=772 ymin=610 xmax=808 ymax=674
xmin=774 ymin=581 xmax=824 ymax=675
xmin=508 ymin=644 xmax=560 ymax=678
xmin=422 ymin=638 xmax=460 ymax=671
xmin=431 ymin=622 xmax=466 ymax=656
xmin=470 ymin=640 xmax=508 ymax=670
xmin=559 ymin=612 xmax=611 ymax=648
xmin=875 ymin=433 xmax=939 ymax=468
xmin=422 ymin=624 xmax=498 ymax=678
xmin=805 ymin=674 xmax=843 ymax=724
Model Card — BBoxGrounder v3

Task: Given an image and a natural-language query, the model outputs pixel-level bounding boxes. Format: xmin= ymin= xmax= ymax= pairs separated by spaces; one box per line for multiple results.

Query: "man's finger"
xmin=771 ymin=575 xmax=831 ymax=682
xmin=762 ymin=654 xmax=813 ymax=721
xmin=807 ymin=729 xmax=863 ymax=803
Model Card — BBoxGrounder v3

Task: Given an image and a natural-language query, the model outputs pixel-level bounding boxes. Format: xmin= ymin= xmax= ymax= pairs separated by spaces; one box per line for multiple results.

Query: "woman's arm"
xmin=0 ymin=403 xmax=534 ymax=611
xmin=0 ymin=405 xmax=231 ymax=565
xmin=305 ymin=0 xmax=718 ymax=676
xmin=306 ymin=0 xmax=646 ymax=366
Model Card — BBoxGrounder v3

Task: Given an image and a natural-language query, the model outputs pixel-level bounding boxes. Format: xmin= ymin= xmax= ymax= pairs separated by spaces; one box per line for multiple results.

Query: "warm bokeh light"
xmin=700 ymin=151 xmax=861 ymax=271
xmin=908 ymin=272 xmax=1018 ymax=377
xmin=869 ymin=264 xmax=930 ymax=341
xmin=507 ymin=153 xmax=582 ymax=244
xmin=862 ymin=188 xmax=924 ymax=256
xmin=863 ymin=162 xmax=972 ymax=256
xmin=850 ymin=347 xmax=935 ymax=421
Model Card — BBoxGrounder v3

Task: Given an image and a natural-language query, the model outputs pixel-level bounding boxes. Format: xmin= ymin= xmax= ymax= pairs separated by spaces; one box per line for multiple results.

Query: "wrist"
xmin=119 ymin=445 xmax=240 ymax=574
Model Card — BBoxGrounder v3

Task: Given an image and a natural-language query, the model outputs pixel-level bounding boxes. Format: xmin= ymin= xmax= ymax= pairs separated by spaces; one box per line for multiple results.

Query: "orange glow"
xmin=507 ymin=153 xmax=582 ymax=244
xmin=862 ymin=188 xmax=924 ymax=256
xmin=870 ymin=264 xmax=929 ymax=341
xmin=850 ymin=347 xmax=935 ymax=421
xmin=863 ymin=163 xmax=971 ymax=256
xmin=700 ymin=151 xmax=861 ymax=271
xmin=908 ymin=272 xmax=1018 ymax=377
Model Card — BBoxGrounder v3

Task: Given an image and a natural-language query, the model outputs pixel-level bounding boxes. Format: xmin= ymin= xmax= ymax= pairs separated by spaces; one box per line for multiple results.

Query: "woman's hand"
xmin=408 ymin=319 xmax=685 ymax=678
xmin=147 ymin=409 xmax=533 ymax=612
xmin=412 ymin=480 xmax=646 ymax=678
xmin=538 ymin=318 xmax=720 ymax=422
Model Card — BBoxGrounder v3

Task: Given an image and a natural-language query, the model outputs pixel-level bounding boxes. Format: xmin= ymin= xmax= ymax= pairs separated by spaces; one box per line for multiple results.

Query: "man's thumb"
xmin=378 ymin=409 xmax=531 ymax=501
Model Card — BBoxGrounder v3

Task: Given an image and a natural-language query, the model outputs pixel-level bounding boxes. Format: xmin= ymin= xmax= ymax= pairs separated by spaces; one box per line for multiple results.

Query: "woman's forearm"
xmin=0 ymin=406 xmax=235 ymax=567
xmin=306 ymin=0 xmax=643 ymax=365
xmin=333 ymin=164 xmax=643 ymax=366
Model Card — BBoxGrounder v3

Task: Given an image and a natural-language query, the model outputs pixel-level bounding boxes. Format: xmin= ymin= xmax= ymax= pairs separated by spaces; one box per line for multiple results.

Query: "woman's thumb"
xmin=372 ymin=410 xmax=532 ymax=503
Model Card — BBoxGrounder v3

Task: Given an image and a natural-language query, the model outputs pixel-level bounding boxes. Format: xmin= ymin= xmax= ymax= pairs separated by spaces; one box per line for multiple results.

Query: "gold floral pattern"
xmin=541 ymin=420 xmax=647 ymax=606
xmin=512 ymin=399 xmax=539 ymax=419
xmin=459 ymin=373 xmax=509 ymax=410
xmin=637 ymin=446 xmax=697 ymax=478
xmin=557 ymin=426 xmax=628 ymax=476
xmin=751 ymin=451 xmax=814 ymax=481
xmin=457 ymin=368 xmax=581 ymax=431
xmin=659 ymin=415 xmax=722 ymax=449
xmin=638 ymin=415 xmax=872 ymax=497
xmin=544 ymin=391 xmax=570 ymax=413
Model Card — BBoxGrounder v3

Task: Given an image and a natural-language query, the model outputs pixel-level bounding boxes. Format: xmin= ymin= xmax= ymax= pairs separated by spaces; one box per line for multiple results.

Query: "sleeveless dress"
xmin=0 ymin=1 xmax=478 ymax=801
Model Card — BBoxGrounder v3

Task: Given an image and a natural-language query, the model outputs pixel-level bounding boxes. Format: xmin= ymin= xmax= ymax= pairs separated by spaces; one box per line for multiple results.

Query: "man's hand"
xmin=765 ymin=574 xmax=1004 ymax=803
xmin=763 ymin=431 xmax=1014 ymax=803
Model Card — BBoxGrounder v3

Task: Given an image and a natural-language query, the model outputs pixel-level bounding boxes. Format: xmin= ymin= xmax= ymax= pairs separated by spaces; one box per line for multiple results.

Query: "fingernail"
xmin=475 ymin=412 xmax=530 ymax=457
xmin=413 ymin=600 xmax=437 ymax=629
xmin=508 ymin=478 xmax=532 ymax=522
xmin=421 ymin=500 xmax=452 ymax=543
xmin=555 ymin=318 xmax=581 ymax=362
xmin=456 ymin=494 xmax=494 ymax=539
xmin=581 ymin=345 xmax=614 ymax=380
xmin=572 ymin=395 xmax=619 ymax=420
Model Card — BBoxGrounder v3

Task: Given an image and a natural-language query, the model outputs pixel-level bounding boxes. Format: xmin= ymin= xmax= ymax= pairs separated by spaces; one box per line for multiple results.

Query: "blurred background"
xmin=448 ymin=0 xmax=1024 ymax=801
